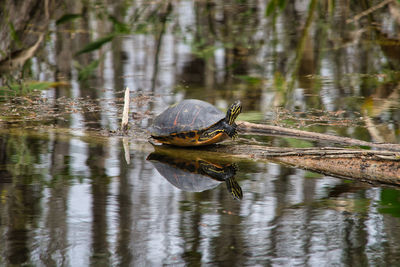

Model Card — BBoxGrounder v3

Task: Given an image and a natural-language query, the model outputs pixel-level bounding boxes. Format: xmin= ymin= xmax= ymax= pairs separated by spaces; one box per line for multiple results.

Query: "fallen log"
xmin=203 ymin=145 xmax=400 ymax=185
xmin=237 ymin=121 xmax=400 ymax=152
xmin=151 ymin=144 xmax=400 ymax=186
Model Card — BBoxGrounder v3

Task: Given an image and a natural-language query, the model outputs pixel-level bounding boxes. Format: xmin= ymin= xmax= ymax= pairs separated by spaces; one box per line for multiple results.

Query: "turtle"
xmin=149 ymin=99 xmax=242 ymax=146
xmin=147 ymin=151 xmax=243 ymax=200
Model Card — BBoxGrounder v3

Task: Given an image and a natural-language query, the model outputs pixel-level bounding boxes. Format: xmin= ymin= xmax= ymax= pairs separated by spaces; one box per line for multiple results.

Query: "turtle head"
xmin=225 ymin=100 xmax=242 ymax=125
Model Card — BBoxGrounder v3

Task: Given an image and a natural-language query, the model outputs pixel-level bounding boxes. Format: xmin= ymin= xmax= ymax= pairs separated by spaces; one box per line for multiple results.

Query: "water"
xmin=1 ymin=133 xmax=400 ymax=266
xmin=1 ymin=0 xmax=400 ymax=266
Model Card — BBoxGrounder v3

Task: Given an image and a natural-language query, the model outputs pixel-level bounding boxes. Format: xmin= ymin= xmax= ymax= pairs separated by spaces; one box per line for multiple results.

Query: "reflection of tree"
xmin=341 ymin=213 xmax=369 ymax=266
xmin=110 ymin=8 xmax=133 ymax=263
xmin=88 ymin=143 xmax=110 ymax=266
xmin=1 ymin=135 xmax=43 ymax=265
xmin=267 ymin=167 xmax=294 ymax=263
xmin=111 ymin=2 xmax=126 ymax=97
xmin=41 ymin=136 xmax=71 ymax=266
xmin=178 ymin=0 xmax=261 ymax=103
xmin=151 ymin=2 xmax=173 ymax=92
xmin=209 ymin=190 xmax=244 ymax=265
xmin=179 ymin=200 xmax=202 ymax=264
xmin=382 ymin=214 xmax=400 ymax=264
xmin=7 ymin=184 xmax=33 ymax=265
xmin=0 ymin=130 xmax=74 ymax=265
xmin=116 ymin=142 xmax=133 ymax=265
xmin=175 ymin=174 xmax=244 ymax=265
xmin=54 ymin=1 xmax=84 ymax=80
xmin=0 ymin=135 xmax=12 ymax=183
xmin=70 ymin=4 xmax=111 ymax=262
xmin=43 ymin=176 xmax=69 ymax=266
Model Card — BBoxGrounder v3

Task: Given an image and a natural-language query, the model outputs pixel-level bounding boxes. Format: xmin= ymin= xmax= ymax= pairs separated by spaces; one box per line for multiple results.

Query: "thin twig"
xmin=238 ymin=121 xmax=400 ymax=152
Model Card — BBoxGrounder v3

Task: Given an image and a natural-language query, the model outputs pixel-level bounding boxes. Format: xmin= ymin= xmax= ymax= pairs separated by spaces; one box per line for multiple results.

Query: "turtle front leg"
xmin=223 ymin=121 xmax=238 ymax=139
xmin=225 ymin=128 xmax=238 ymax=139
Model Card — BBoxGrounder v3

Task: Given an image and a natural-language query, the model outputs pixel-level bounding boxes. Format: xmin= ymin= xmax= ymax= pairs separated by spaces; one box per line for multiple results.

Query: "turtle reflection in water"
xmin=147 ymin=152 xmax=243 ymax=200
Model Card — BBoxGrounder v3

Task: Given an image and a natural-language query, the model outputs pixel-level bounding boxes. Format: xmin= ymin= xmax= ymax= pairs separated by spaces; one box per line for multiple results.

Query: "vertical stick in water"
xmin=121 ymin=87 xmax=130 ymax=132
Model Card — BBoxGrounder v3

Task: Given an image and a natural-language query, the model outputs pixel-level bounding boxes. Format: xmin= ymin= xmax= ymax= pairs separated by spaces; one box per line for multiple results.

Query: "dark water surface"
xmin=2 ymin=132 xmax=400 ymax=266
xmin=1 ymin=0 xmax=400 ymax=266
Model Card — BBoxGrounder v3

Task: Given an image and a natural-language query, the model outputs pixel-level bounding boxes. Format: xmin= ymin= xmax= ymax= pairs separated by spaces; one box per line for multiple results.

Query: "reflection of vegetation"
xmin=304 ymin=171 xmax=322 ymax=178
xmin=75 ymin=35 xmax=115 ymax=56
xmin=64 ymin=2 xmax=174 ymax=82
xmin=6 ymin=135 xmax=36 ymax=179
xmin=74 ymin=57 xmax=102 ymax=81
xmin=55 ymin=13 xmax=82 ymax=25
xmin=191 ymin=39 xmax=217 ymax=59
xmin=1 ymin=131 xmax=78 ymax=186
xmin=265 ymin=0 xmax=287 ymax=16
xmin=73 ymin=14 xmax=131 ymax=56
xmin=379 ymin=189 xmax=400 ymax=217
xmin=0 ymin=80 xmax=66 ymax=96
xmin=71 ymin=3 xmax=171 ymax=56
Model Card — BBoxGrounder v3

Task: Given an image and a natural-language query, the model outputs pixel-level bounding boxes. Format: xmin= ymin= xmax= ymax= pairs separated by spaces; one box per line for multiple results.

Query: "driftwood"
xmin=237 ymin=121 xmax=400 ymax=152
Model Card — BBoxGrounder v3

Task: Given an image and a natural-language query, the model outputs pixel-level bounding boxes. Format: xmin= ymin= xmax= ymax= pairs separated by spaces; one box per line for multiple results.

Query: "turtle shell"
xmin=150 ymin=99 xmax=225 ymax=137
